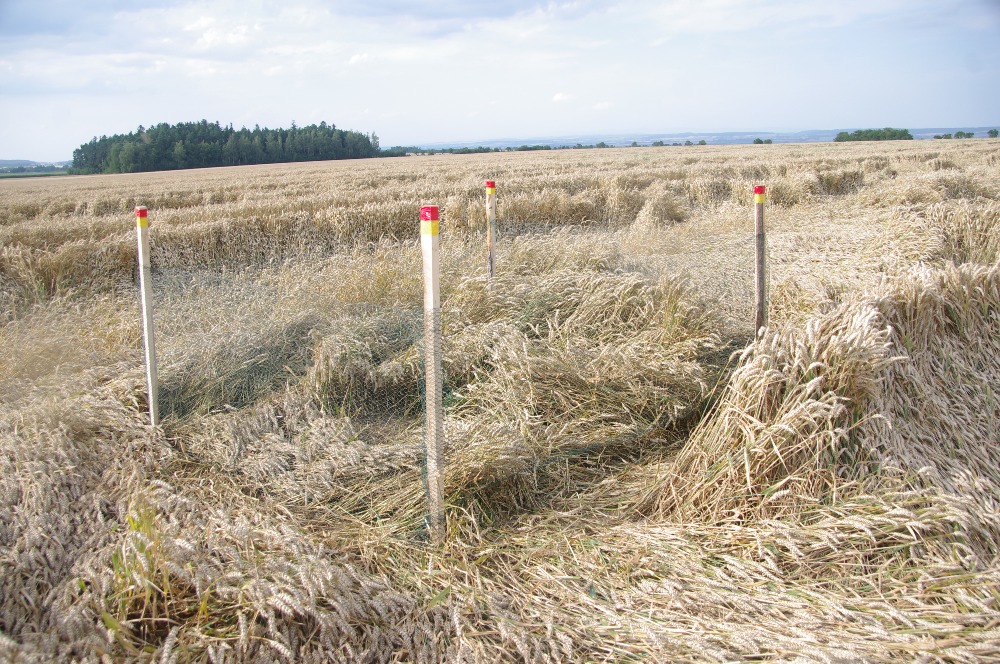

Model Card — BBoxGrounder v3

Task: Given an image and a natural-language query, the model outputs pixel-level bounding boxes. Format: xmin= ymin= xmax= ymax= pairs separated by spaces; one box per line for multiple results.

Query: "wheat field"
xmin=1 ymin=139 xmax=999 ymax=662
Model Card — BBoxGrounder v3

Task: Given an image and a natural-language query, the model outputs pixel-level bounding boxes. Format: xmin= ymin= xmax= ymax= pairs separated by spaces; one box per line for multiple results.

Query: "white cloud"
xmin=183 ymin=16 xmax=215 ymax=32
xmin=635 ymin=0 xmax=931 ymax=35
xmin=193 ymin=24 xmax=254 ymax=50
xmin=0 ymin=0 xmax=996 ymax=161
xmin=185 ymin=61 xmax=220 ymax=78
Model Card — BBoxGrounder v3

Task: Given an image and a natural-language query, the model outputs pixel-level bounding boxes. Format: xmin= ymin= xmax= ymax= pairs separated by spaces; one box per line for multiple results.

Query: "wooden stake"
xmin=420 ymin=205 xmax=445 ymax=541
xmin=485 ymin=180 xmax=497 ymax=287
xmin=135 ymin=206 xmax=160 ymax=426
xmin=753 ymin=186 xmax=768 ymax=334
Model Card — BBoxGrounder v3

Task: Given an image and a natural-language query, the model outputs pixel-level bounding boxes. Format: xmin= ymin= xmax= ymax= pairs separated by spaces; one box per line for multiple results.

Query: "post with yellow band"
xmin=485 ymin=180 xmax=497 ymax=288
xmin=753 ymin=186 xmax=768 ymax=334
xmin=135 ymin=206 xmax=160 ymax=426
xmin=420 ymin=205 xmax=445 ymax=541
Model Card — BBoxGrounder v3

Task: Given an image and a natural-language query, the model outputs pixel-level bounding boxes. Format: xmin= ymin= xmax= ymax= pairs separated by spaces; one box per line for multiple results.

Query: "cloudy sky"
xmin=1 ymin=0 xmax=998 ymax=161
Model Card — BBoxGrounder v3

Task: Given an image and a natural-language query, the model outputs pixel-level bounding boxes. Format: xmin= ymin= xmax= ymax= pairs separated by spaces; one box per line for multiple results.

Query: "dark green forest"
xmin=71 ymin=120 xmax=380 ymax=174
xmin=834 ymin=128 xmax=913 ymax=142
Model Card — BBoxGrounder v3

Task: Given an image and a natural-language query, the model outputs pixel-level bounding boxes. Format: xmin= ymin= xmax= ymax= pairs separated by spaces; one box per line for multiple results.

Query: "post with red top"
xmin=135 ymin=206 xmax=160 ymax=426
xmin=753 ymin=186 xmax=768 ymax=334
xmin=485 ymin=180 xmax=497 ymax=287
xmin=420 ymin=205 xmax=445 ymax=541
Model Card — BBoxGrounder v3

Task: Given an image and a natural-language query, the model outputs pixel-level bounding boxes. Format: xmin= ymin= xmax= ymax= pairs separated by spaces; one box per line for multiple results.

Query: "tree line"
xmin=71 ymin=120 xmax=381 ymax=174
xmin=0 ymin=164 xmax=68 ymax=175
xmin=379 ymin=143 xmax=634 ymax=156
xmin=933 ymin=131 xmax=996 ymax=139
xmin=834 ymin=128 xmax=913 ymax=142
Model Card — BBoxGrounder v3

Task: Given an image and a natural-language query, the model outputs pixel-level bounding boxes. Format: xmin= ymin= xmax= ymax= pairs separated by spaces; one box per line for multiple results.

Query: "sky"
xmin=1 ymin=0 xmax=998 ymax=162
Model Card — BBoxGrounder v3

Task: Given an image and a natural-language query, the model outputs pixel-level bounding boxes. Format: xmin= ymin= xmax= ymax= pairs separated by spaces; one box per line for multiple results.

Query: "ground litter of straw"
xmin=1 ymin=139 xmax=999 ymax=661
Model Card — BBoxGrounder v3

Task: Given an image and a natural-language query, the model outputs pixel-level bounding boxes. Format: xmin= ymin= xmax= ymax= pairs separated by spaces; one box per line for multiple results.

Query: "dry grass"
xmin=1 ymin=138 xmax=999 ymax=661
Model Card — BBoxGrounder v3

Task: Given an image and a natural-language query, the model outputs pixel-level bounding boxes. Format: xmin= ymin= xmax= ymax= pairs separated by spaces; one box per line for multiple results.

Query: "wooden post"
xmin=135 ymin=206 xmax=160 ymax=426
xmin=485 ymin=180 xmax=497 ymax=287
xmin=420 ymin=205 xmax=445 ymax=540
xmin=753 ymin=185 xmax=768 ymax=334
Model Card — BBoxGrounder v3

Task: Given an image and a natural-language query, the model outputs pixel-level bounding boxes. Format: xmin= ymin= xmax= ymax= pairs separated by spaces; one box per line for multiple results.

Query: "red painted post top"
xmin=135 ymin=206 xmax=148 ymax=217
xmin=485 ymin=180 xmax=495 ymax=188
xmin=420 ymin=206 xmax=439 ymax=221
xmin=753 ymin=185 xmax=765 ymax=194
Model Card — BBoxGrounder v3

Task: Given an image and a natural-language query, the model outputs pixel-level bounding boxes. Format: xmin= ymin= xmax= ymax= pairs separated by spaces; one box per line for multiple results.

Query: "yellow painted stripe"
xmin=754 ymin=194 xmax=766 ymax=204
xmin=421 ymin=220 xmax=439 ymax=235
xmin=137 ymin=217 xmax=149 ymax=228
xmin=486 ymin=187 xmax=496 ymax=195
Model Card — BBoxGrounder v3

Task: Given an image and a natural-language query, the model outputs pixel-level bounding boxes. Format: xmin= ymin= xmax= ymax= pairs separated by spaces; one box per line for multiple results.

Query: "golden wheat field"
xmin=1 ymin=139 xmax=999 ymax=662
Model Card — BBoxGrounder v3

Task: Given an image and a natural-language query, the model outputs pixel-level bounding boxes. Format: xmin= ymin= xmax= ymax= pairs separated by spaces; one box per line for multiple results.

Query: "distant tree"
xmin=954 ymin=131 xmax=974 ymax=139
xmin=989 ymin=129 xmax=999 ymax=138
xmin=753 ymin=138 xmax=764 ymax=144
xmin=0 ymin=164 xmax=67 ymax=175
xmin=652 ymin=140 xmax=665 ymax=147
xmin=697 ymin=139 xmax=707 ymax=145
xmin=684 ymin=140 xmax=693 ymax=146
xmin=222 ymin=135 xmax=238 ymax=165
xmin=834 ymin=127 xmax=913 ymax=142
xmin=595 ymin=141 xmax=608 ymax=148
xmin=172 ymin=141 xmax=186 ymax=169
xmin=764 ymin=139 xmax=772 ymax=144
xmin=378 ymin=146 xmax=407 ymax=157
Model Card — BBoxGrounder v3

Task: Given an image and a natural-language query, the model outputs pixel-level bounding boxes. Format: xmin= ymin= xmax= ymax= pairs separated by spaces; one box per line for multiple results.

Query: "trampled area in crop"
xmin=1 ymin=140 xmax=999 ymax=662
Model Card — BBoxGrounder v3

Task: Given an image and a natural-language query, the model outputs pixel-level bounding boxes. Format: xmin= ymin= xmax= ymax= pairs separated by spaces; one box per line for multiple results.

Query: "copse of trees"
xmin=72 ymin=120 xmax=380 ymax=174
xmin=834 ymin=128 xmax=913 ymax=142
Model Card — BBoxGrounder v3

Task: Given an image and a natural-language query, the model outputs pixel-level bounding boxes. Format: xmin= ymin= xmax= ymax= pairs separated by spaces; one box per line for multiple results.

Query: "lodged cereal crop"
xmin=1 ymin=139 xmax=999 ymax=661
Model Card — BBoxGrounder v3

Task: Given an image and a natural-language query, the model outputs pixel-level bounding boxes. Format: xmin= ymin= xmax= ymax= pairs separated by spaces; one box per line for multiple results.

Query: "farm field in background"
xmin=1 ymin=140 xmax=999 ymax=661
